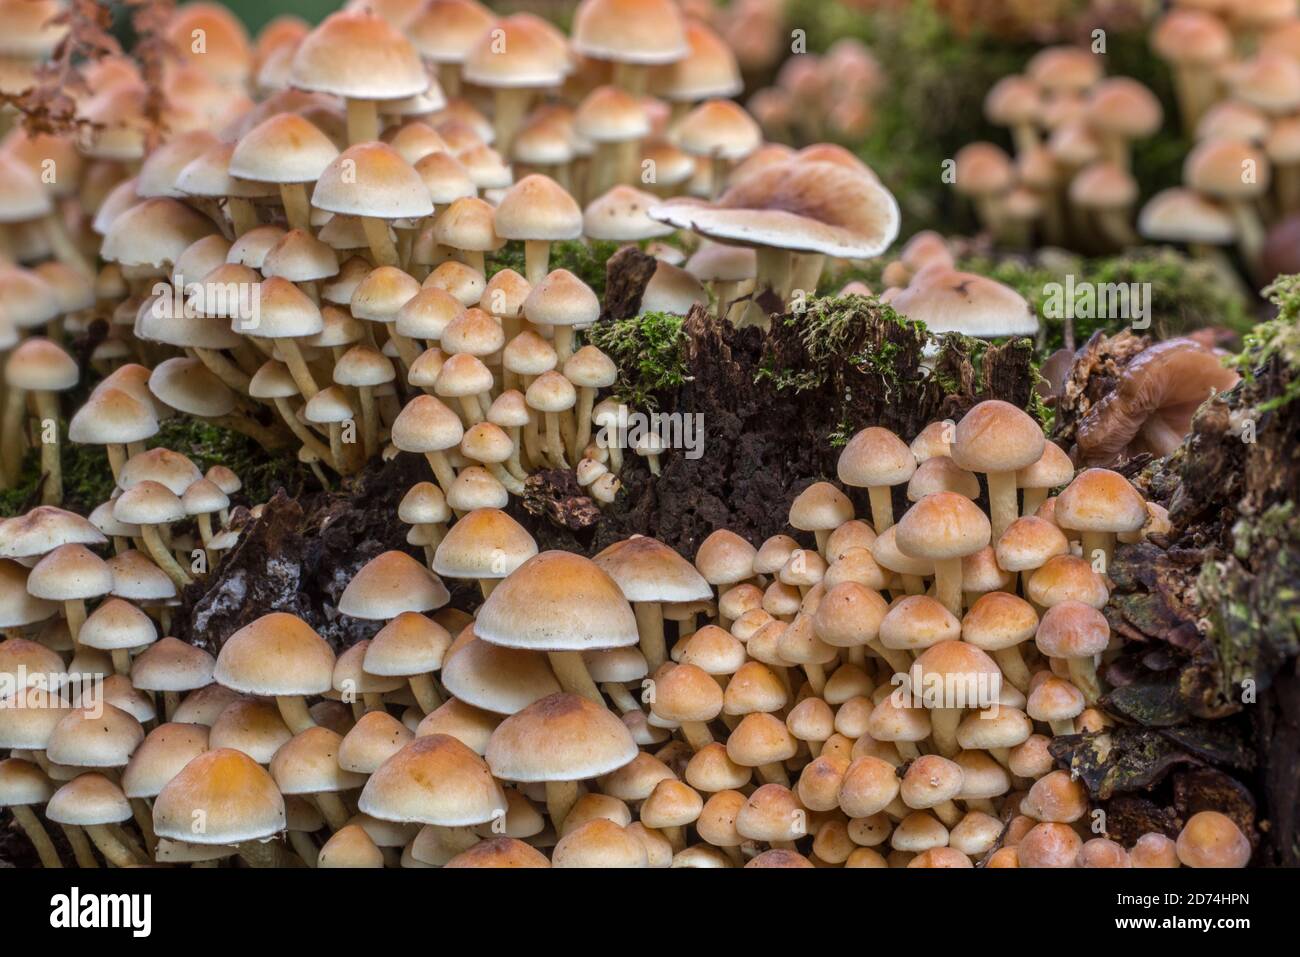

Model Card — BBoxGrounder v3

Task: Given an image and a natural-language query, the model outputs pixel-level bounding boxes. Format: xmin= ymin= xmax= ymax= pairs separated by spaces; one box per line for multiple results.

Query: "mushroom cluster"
xmin=0 ymin=0 xmax=902 ymax=512
xmin=0 ymin=395 xmax=1249 ymax=868
xmin=964 ymin=47 xmax=1161 ymax=253
xmin=1145 ymin=2 xmax=1300 ymax=280
xmin=746 ymin=38 xmax=884 ymax=147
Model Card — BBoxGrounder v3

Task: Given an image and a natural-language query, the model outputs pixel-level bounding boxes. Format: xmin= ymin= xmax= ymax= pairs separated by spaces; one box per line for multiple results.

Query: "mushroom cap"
xmin=46 ymin=703 xmax=144 ymax=768
xmin=433 ymin=508 xmax=537 ymax=580
xmin=1074 ymin=338 xmax=1240 ymax=466
xmin=838 ymin=426 xmax=916 ymax=488
xmin=572 ymin=0 xmax=687 ymax=65
xmin=674 ymin=99 xmax=761 ymax=161
xmin=101 ymin=198 xmax=217 ymax=269
xmin=271 ymin=726 xmax=367 ymax=795
xmin=584 ymin=185 xmax=675 ymax=241
xmin=68 ymin=386 xmax=159 ymax=445
xmin=1185 ymin=137 xmax=1270 ymax=199
xmin=880 ymin=595 xmax=961 ymax=650
xmin=651 ymin=158 xmax=899 ymax=259
xmin=26 ymin=544 xmax=113 ymax=601
xmin=1152 ymin=10 xmax=1232 ymax=67
xmin=1036 ymin=599 xmax=1111 ymax=659
xmin=476 ymin=550 xmax=638 ymax=652
xmin=0 ymin=759 xmax=52 ymax=806
xmin=290 ymin=9 xmax=427 ymax=100
xmin=494 ymin=173 xmax=582 ymax=241
xmin=523 ymin=268 xmax=600 ymax=328
xmin=1055 ymin=468 xmax=1147 ymax=534
xmin=486 ymin=692 xmax=638 ymax=782
xmin=462 ymin=14 xmax=569 ymax=89
xmin=4 ymin=337 xmax=78 ymax=392
xmin=391 ymin=395 xmax=465 ymax=452
xmin=313 ymin=143 xmax=434 ymax=220
xmin=120 ymin=723 xmax=209 ymax=799
xmin=593 ymin=535 xmax=713 ymax=603
xmin=893 ymin=268 xmax=1038 ymax=338
xmin=130 ymin=636 xmax=215 ymax=693
xmin=552 ymin=818 xmax=648 ymax=867
xmin=895 ymin=491 xmax=991 ymax=561
xmin=694 ymin=529 xmax=756 ymax=585
xmin=446 ymin=836 xmax=551 ymax=868
xmin=441 ymin=628 xmax=561 ymax=714
xmin=651 ymin=662 xmax=724 ymax=723
xmin=213 ymin=611 xmax=335 ymax=696
xmin=995 ymin=516 xmax=1069 ymax=571
xmin=1176 ymin=811 xmax=1251 ymax=868
xmin=407 ymin=0 xmax=495 ymax=65
xmin=339 ymin=551 xmax=450 ymax=620
xmin=46 ymin=773 xmax=133 ymax=826
xmin=359 ymin=733 xmax=505 ymax=826
xmin=77 ymin=597 xmax=157 ymax=652
xmin=961 ymin=592 xmax=1038 ymax=651
xmin=153 ymin=748 xmax=286 ymax=844
xmin=230 ymin=112 xmax=339 ymax=185
xmin=952 ymin=400 xmax=1045 ymax=474
xmin=0 ymin=505 xmax=106 ymax=558
xmin=1017 ymin=821 xmax=1084 ymax=868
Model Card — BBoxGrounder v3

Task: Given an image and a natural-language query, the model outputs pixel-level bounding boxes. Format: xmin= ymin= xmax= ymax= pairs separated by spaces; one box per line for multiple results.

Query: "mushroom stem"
xmin=986 ymin=470 xmax=1019 ymax=541
xmin=1049 ymin=718 xmax=1076 ymax=736
xmin=0 ymin=386 xmax=27 ymax=486
xmin=546 ymin=650 xmax=603 ymax=704
xmin=106 ymin=442 xmax=128 ymax=482
xmin=289 ymin=829 xmax=319 ymax=867
xmin=457 ymin=395 xmax=483 ymax=426
xmin=33 ymin=390 xmax=61 ymax=505
xmin=634 ymin=601 xmax=667 ymax=670
xmin=408 ymin=673 xmax=443 ymax=713
xmin=279 ymin=183 xmax=314 ymax=233
xmin=1068 ymin=656 xmax=1102 ymax=705
xmin=315 ymin=791 xmax=350 ymax=831
xmin=929 ymin=707 xmax=962 ymax=757
xmin=358 ymin=386 xmax=379 ymax=460
xmin=227 ymin=198 xmax=259 ymax=236
xmin=60 ymin=825 xmax=98 ymax=867
xmin=1228 ymin=200 xmax=1266 ymax=278
xmin=345 ymin=97 xmax=380 ymax=145
xmin=43 ymin=212 xmax=93 ymax=277
xmin=1021 ymin=486 xmax=1049 ymax=518
xmin=276 ymin=695 xmax=316 ymax=734
xmin=756 ymin=762 xmax=790 ymax=786
xmin=130 ymin=798 xmax=157 ymax=857
xmin=552 ymin=326 xmax=576 ymax=365
xmin=163 ymin=691 xmax=180 ymax=720
xmin=63 ymin=599 xmax=87 ymax=646
xmin=755 ymin=246 xmax=792 ymax=305
xmin=992 ymin=647 xmax=1032 ymax=694
xmin=574 ymin=387 xmax=598 ymax=461
xmin=679 ymin=721 xmax=713 ymax=751
xmin=85 ymin=823 xmax=142 ymax=867
xmin=194 ymin=347 xmax=252 ymax=393
xmin=544 ymin=779 xmax=579 ymax=832
xmin=142 ymin=524 xmax=193 ymax=587
xmin=272 ymin=397 xmax=336 ymax=467
xmin=601 ymin=681 xmax=641 ymax=714
xmin=275 ymin=338 xmax=320 ymax=400
xmin=111 ymin=648 xmax=131 ymax=676
xmin=423 ymin=451 xmax=458 ymax=501
xmin=492 ymin=88 xmax=532 ymax=157
xmin=437 ymin=63 xmax=460 ymax=98
xmin=790 ymin=253 xmax=826 ymax=298
xmin=361 ymin=216 xmax=400 ymax=267
xmin=12 ymin=805 xmax=62 ymax=867
xmin=523 ymin=239 xmax=551 ymax=288
xmin=1080 ymin=530 xmax=1114 ymax=577
xmin=867 ymin=485 xmax=895 ymax=534
xmin=544 ymin=411 xmax=567 ymax=467
xmin=933 ymin=556 xmax=964 ymax=618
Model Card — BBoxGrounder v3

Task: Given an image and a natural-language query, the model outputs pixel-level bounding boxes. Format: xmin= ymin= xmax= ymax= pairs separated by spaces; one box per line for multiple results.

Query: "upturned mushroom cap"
xmin=486 ymin=692 xmax=637 ymax=782
xmin=475 ymin=551 xmax=638 ymax=651
xmin=290 ymin=10 xmax=427 ymax=101
xmin=650 ymin=158 xmax=899 ymax=259
xmin=593 ymin=536 xmax=713 ymax=604
xmin=153 ymin=748 xmax=286 ymax=844
xmin=338 ymin=551 xmax=450 ymax=619
xmin=359 ymin=733 xmax=505 ymax=826
xmin=213 ymin=612 xmax=335 ymax=696
xmin=1073 ymin=338 xmax=1240 ymax=466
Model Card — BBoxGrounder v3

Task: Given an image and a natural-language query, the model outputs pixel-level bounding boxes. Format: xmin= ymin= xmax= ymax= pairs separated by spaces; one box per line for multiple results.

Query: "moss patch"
xmin=487 ymin=239 xmax=627 ymax=301
xmin=586 ymin=310 xmax=689 ymax=412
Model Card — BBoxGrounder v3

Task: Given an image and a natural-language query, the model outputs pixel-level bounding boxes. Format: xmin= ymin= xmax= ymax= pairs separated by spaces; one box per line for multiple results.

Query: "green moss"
xmin=586 ymin=310 xmax=689 ymax=412
xmin=487 ymin=239 xmax=626 ymax=300
xmin=961 ymin=247 xmax=1254 ymax=352
xmin=760 ymin=293 xmax=924 ymax=394
xmin=1229 ymin=275 xmax=1300 ymax=412
xmin=0 ymin=416 xmax=305 ymax=519
xmin=153 ymin=417 xmax=306 ymax=505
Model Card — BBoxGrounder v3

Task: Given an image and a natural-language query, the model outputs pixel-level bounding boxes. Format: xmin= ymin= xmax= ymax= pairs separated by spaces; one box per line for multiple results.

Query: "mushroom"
xmin=837 ymin=427 xmax=915 ymax=534
xmin=1073 ymin=338 xmax=1241 ymax=467
xmin=2 ymin=338 xmax=77 ymax=504
xmin=951 ymin=399 xmax=1045 ymax=540
xmin=895 ymin=492 xmax=990 ymax=617
xmin=212 ymin=612 xmax=336 ymax=734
